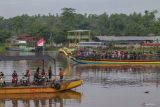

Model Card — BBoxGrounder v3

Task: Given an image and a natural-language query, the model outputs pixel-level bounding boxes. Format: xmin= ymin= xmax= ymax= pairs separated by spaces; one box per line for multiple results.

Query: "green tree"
xmin=60 ymin=8 xmax=76 ymax=30
xmin=53 ymin=35 xmax=67 ymax=45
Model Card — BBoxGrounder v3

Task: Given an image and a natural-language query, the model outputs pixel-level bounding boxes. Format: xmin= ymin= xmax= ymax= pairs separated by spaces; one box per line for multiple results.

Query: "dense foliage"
xmin=0 ymin=8 xmax=160 ymax=44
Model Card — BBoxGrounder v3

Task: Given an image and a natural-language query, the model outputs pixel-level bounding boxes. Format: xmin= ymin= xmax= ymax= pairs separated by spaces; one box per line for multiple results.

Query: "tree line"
xmin=0 ymin=8 xmax=160 ymax=44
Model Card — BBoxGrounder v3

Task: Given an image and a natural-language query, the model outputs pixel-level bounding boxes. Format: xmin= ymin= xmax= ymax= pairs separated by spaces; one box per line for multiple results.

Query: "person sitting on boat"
xmin=12 ymin=70 xmax=18 ymax=84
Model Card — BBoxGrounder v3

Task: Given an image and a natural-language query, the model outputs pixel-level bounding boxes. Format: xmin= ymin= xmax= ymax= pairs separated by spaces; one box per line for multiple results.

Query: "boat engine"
xmin=51 ymin=81 xmax=61 ymax=90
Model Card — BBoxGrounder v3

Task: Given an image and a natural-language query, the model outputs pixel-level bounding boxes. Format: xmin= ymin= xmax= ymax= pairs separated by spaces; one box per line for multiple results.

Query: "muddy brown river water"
xmin=0 ymin=51 xmax=160 ymax=107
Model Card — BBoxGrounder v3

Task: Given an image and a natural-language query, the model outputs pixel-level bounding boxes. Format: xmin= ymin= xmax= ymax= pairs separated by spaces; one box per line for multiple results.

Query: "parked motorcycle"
xmin=34 ymin=75 xmax=47 ymax=85
xmin=20 ymin=76 xmax=29 ymax=86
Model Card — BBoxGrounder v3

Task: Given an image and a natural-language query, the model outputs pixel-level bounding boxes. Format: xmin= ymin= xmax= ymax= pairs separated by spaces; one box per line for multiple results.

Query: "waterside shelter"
xmin=67 ymin=30 xmax=91 ymax=47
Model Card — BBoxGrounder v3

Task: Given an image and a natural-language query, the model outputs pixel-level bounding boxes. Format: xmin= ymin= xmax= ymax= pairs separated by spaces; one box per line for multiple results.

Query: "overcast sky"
xmin=0 ymin=0 xmax=160 ymax=18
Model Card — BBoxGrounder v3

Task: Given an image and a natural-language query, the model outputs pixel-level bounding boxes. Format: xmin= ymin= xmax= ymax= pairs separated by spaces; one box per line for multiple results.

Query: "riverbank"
xmin=0 ymin=43 xmax=6 ymax=53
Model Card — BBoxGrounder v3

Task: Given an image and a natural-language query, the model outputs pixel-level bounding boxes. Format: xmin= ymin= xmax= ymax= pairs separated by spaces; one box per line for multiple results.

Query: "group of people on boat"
xmin=76 ymin=49 xmax=151 ymax=60
xmin=0 ymin=66 xmax=64 ymax=86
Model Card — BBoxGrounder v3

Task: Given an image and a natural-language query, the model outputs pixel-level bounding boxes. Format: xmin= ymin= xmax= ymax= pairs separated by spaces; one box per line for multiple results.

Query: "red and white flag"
xmin=37 ymin=38 xmax=44 ymax=46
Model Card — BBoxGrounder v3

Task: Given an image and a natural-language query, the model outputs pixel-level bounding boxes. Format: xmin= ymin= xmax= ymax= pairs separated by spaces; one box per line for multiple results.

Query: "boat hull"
xmin=0 ymin=90 xmax=81 ymax=100
xmin=0 ymin=79 xmax=82 ymax=94
xmin=71 ymin=57 xmax=160 ymax=65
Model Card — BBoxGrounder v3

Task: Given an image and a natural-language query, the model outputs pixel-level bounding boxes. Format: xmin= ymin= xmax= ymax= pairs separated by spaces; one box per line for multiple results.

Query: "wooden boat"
xmin=71 ymin=57 xmax=160 ymax=65
xmin=0 ymin=55 xmax=82 ymax=94
xmin=74 ymin=63 xmax=160 ymax=69
xmin=0 ymin=90 xmax=81 ymax=100
xmin=0 ymin=79 xmax=82 ymax=94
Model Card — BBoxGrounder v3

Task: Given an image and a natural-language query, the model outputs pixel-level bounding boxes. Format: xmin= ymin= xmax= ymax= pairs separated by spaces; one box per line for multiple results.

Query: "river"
xmin=0 ymin=51 xmax=160 ymax=107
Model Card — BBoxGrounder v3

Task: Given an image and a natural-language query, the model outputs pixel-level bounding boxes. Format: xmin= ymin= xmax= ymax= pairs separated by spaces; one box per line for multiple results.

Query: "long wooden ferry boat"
xmin=0 ymin=90 xmax=81 ymax=100
xmin=71 ymin=57 xmax=160 ymax=65
xmin=0 ymin=79 xmax=82 ymax=94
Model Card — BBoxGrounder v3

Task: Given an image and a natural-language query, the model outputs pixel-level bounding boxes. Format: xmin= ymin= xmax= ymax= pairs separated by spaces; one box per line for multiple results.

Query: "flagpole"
xmin=43 ymin=38 xmax=44 ymax=55
xmin=42 ymin=40 xmax=44 ymax=55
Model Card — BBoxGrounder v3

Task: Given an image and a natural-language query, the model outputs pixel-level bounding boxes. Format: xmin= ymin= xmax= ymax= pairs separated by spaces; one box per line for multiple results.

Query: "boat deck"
xmin=0 ymin=79 xmax=82 ymax=94
xmin=1 ymin=79 xmax=80 ymax=88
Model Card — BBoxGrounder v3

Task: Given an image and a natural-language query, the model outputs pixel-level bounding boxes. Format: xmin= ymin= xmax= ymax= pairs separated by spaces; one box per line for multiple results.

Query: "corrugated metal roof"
xmin=96 ymin=36 xmax=160 ymax=41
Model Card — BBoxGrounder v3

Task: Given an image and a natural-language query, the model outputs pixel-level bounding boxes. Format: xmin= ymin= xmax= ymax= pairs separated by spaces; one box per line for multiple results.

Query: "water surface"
xmin=0 ymin=52 xmax=160 ymax=107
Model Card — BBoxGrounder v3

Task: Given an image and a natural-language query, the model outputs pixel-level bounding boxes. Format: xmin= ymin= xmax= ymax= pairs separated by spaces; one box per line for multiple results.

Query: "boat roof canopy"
xmin=0 ymin=55 xmax=55 ymax=61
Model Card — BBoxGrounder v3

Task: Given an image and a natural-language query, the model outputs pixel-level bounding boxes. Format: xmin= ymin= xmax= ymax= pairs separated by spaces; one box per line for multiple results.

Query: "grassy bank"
xmin=0 ymin=44 xmax=6 ymax=53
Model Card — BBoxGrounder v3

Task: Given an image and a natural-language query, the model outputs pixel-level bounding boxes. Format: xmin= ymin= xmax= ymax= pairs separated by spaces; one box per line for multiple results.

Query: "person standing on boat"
xmin=25 ymin=69 xmax=30 ymax=82
xmin=12 ymin=70 xmax=18 ymax=84
xmin=59 ymin=68 xmax=64 ymax=80
xmin=48 ymin=66 xmax=52 ymax=81
xmin=41 ymin=68 xmax=46 ymax=78
xmin=34 ymin=69 xmax=40 ymax=80
xmin=41 ymin=68 xmax=47 ymax=85
xmin=12 ymin=70 xmax=18 ymax=78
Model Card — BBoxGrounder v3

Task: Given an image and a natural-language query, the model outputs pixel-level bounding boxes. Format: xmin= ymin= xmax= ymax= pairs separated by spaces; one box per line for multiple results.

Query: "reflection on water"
xmin=1 ymin=51 xmax=160 ymax=107
xmin=0 ymin=90 xmax=82 ymax=107
xmin=74 ymin=65 xmax=160 ymax=87
xmin=68 ymin=64 xmax=160 ymax=107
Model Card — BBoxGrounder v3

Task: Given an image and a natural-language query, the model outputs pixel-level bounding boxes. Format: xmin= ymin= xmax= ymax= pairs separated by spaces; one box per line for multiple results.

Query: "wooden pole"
xmin=54 ymin=59 xmax=56 ymax=76
xmin=42 ymin=60 xmax=45 ymax=70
